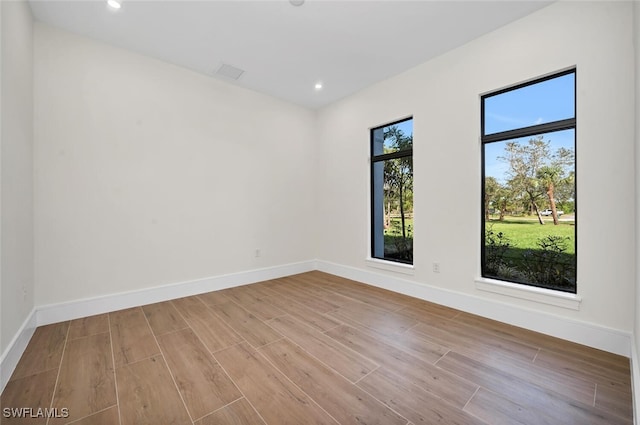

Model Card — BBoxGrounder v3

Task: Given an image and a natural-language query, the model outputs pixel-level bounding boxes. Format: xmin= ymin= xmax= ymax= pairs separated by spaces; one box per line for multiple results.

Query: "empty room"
xmin=1 ymin=0 xmax=639 ymax=424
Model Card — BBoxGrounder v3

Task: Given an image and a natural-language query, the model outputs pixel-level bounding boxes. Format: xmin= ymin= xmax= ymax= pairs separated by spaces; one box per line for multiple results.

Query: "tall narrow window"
xmin=371 ymin=118 xmax=413 ymax=264
xmin=481 ymin=70 xmax=576 ymax=293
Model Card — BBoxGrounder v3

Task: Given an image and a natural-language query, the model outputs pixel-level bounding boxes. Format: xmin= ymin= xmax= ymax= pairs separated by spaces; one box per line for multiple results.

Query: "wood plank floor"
xmin=1 ymin=271 xmax=633 ymax=425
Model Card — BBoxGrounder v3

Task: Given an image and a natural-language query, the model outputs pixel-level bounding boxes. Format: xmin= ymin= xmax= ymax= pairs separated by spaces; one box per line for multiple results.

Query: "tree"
xmin=554 ymin=170 xmax=575 ymax=212
xmin=485 ymin=177 xmax=512 ymax=221
xmin=383 ymin=126 xmax=413 ymax=241
xmin=537 ymin=165 xmax=562 ymax=224
xmin=484 ymin=177 xmax=500 ymax=221
xmin=498 ymin=135 xmax=574 ymax=225
xmin=537 ymin=146 xmax=574 ymax=224
xmin=500 ymin=136 xmax=549 ymax=224
xmin=494 ymin=185 xmax=511 ymax=221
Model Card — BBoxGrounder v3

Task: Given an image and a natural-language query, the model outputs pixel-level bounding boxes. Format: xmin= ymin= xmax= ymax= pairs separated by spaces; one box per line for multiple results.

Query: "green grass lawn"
xmin=486 ymin=216 xmax=575 ymax=254
xmin=385 ymin=217 xmax=414 ymax=236
xmin=485 ymin=216 xmax=576 ymax=292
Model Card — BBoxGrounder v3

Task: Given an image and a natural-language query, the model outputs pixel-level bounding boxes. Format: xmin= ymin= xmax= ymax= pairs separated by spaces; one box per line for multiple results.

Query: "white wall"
xmin=317 ymin=1 xmax=636 ymax=335
xmin=1 ymin=0 xmax=34 ymax=355
xmin=635 ymin=0 xmax=640 ymax=337
xmin=633 ymin=0 xmax=640 ymax=419
xmin=0 ymin=0 xmax=635 ymax=395
xmin=34 ymin=24 xmax=317 ymax=306
xmin=21 ymin=1 xmax=638 ymax=352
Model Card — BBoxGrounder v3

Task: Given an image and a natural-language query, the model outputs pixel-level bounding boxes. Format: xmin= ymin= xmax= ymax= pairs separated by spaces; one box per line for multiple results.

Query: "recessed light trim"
xmin=314 ymin=82 xmax=323 ymax=90
xmin=290 ymin=0 xmax=305 ymax=6
xmin=107 ymin=0 xmax=121 ymax=10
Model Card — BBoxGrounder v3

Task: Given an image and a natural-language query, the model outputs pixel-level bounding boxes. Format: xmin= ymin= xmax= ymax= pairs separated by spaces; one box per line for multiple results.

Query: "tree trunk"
xmin=384 ymin=201 xmax=391 ymax=229
xmin=546 ymin=183 xmax=559 ymax=225
xmin=531 ymin=199 xmax=544 ymax=225
xmin=399 ymin=181 xmax=406 ymax=239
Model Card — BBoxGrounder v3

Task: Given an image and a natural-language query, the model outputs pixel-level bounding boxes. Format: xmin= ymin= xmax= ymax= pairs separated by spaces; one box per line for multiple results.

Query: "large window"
xmin=371 ymin=118 xmax=413 ymax=264
xmin=481 ymin=70 xmax=576 ymax=293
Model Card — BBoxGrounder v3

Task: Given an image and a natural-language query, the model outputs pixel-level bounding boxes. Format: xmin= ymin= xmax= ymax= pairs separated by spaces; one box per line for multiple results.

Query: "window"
xmin=481 ymin=70 xmax=576 ymax=293
xmin=371 ymin=118 xmax=413 ymax=264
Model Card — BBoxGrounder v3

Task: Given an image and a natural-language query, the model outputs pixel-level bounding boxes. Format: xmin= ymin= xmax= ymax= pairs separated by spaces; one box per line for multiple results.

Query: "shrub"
xmin=485 ymin=225 xmax=511 ymax=275
xmin=522 ymin=235 xmax=575 ymax=289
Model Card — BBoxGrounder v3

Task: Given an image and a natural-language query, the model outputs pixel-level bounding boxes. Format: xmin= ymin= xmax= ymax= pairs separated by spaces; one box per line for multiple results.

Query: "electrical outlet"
xmin=255 ymin=248 xmax=261 ymax=258
xmin=432 ymin=262 xmax=440 ymax=273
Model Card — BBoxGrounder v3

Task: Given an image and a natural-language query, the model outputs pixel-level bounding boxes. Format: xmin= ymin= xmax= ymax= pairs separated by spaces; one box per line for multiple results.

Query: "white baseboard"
xmin=0 ymin=260 xmax=315 ymax=393
xmin=35 ymin=260 xmax=316 ymax=326
xmin=0 ymin=308 xmax=37 ymax=393
xmin=631 ymin=336 xmax=640 ymax=425
xmin=1 ymin=258 xmax=633 ymax=395
xmin=316 ymin=260 xmax=632 ymax=357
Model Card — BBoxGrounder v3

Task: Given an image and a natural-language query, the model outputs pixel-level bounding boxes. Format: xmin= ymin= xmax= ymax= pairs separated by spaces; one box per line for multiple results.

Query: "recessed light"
xmin=107 ymin=0 xmax=121 ymax=10
xmin=315 ymin=82 xmax=323 ymax=90
xmin=290 ymin=0 xmax=305 ymax=6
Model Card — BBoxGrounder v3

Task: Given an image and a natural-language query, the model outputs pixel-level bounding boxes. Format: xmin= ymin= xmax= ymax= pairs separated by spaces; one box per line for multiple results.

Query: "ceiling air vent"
xmin=215 ymin=63 xmax=245 ymax=80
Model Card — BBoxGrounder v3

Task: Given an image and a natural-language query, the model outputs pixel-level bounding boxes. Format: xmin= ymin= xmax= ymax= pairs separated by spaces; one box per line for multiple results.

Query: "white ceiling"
xmin=28 ymin=0 xmax=553 ymax=109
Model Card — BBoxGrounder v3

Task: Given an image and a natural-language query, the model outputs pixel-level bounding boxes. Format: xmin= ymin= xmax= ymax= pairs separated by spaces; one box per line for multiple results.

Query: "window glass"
xmin=481 ymin=70 xmax=576 ymax=293
xmin=372 ymin=119 xmax=413 ymax=156
xmin=484 ymin=72 xmax=575 ymax=135
xmin=371 ymin=118 xmax=413 ymax=264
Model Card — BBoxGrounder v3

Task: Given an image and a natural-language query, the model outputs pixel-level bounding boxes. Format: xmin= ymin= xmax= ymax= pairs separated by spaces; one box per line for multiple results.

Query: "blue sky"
xmin=484 ymin=73 xmax=575 ymax=134
xmin=484 ymin=72 xmax=575 ymax=184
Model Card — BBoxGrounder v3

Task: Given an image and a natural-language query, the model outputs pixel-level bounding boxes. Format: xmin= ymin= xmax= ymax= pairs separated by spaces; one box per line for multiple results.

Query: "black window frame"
xmin=481 ymin=69 xmax=577 ymax=293
xmin=370 ymin=117 xmax=414 ymax=265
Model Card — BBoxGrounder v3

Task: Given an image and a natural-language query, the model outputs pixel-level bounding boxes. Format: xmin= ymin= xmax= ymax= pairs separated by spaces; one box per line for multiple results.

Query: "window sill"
xmin=475 ymin=277 xmax=581 ymax=310
xmin=366 ymin=258 xmax=415 ymax=276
